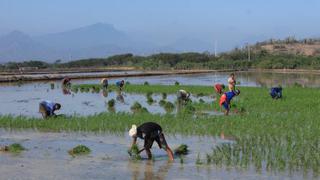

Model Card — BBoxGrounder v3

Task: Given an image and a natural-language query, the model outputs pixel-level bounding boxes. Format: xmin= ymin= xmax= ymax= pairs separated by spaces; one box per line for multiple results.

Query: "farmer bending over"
xmin=101 ymin=78 xmax=108 ymax=89
xmin=214 ymin=83 xmax=225 ymax=95
xmin=39 ymin=100 xmax=61 ymax=118
xmin=129 ymin=122 xmax=174 ymax=161
xmin=219 ymin=90 xmax=240 ymax=116
xmin=270 ymin=86 xmax=282 ymax=99
xmin=116 ymin=80 xmax=125 ymax=91
xmin=177 ymin=89 xmax=190 ymax=102
xmin=62 ymin=77 xmax=71 ymax=87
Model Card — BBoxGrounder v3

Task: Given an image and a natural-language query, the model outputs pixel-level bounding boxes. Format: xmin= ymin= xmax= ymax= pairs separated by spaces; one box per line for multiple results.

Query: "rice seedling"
xmin=164 ymin=102 xmax=175 ymax=113
xmin=68 ymin=145 xmax=91 ymax=156
xmin=175 ymin=81 xmax=180 ymax=86
xmin=0 ymin=143 xmax=26 ymax=153
xmin=144 ymin=81 xmax=149 ymax=85
xmin=196 ymin=153 xmax=203 ymax=165
xmin=130 ymin=102 xmax=148 ymax=113
xmin=162 ymin=92 xmax=167 ymax=100
xmin=128 ymin=144 xmax=142 ymax=160
xmin=159 ymin=99 xmax=166 ymax=106
xmin=50 ymin=83 xmax=55 ymax=89
xmin=174 ymin=144 xmax=189 ymax=155
xmin=199 ymin=98 xmax=205 ymax=104
xmin=107 ymin=99 xmax=115 ymax=108
xmin=147 ymin=96 xmax=154 ymax=104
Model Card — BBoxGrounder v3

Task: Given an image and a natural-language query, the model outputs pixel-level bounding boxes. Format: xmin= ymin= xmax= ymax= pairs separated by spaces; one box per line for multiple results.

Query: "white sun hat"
xmin=129 ymin=124 xmax=137 ymax=137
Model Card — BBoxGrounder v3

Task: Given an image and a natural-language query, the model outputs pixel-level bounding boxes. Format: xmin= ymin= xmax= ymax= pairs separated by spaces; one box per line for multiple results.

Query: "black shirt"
xmin=137 ymin=122 xmax=162 ymax=139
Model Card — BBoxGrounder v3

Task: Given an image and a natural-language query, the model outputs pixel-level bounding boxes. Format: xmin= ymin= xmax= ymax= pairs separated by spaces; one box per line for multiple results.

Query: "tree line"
xmin=1 ymin=45 xmax=320 ymax=71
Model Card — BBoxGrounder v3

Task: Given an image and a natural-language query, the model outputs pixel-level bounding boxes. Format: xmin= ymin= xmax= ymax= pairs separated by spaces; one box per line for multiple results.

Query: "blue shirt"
xmin=116 ymin=81 xmax=123 ymax=87
xmin=225 ymin=91 xmax=236 ymax=103
xmin=270 ymin=87 xmax=282 ymax=98
xmin=41 ymin=100 xmax=56 ymax=116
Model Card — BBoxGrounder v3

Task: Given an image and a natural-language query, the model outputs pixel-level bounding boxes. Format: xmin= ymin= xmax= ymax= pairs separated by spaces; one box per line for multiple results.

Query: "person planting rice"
xmin=101 ymin=78 xmax=108 ymax=89
xmin=61 ymin=77 xmax=71 ymax=86
xmin=228 ymin=73 xmax=236 ymax=91
xmin=270 ymin=86 xmax=282 ymax=99
xmin=219 ymin=90 xmax=240 ymax=116
xmin=129 ymin=122 xmax=174 ymax=161
xmin=214 ymin=83 xmax=225 ymax=95
xmin=39 ymin=100 xmax=61 ymax=118
xmin=177 ymin=89 xmax=190 ymax=102
xmin=116 ymin=80 xmax=125 ymax=91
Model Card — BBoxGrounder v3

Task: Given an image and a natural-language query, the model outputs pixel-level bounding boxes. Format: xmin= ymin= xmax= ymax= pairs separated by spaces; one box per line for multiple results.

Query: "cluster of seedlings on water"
xmin=107 ymin=99 xmax=116 ymax=112
xmin=50 ymin=83 xmax=55 ymax=90
xmin=174 ymin=144 xmax=189 ymax=155
xmin=146 ymin=92 xmax=155 ymax=104
xmin=144 ymin=81 xmax=149 ymax=86
xmin=130 ymin=102 xmax=148 ymax=113
xmin=0 ymin=143 xmax=26 ymax=153
xmin=158 ymin=99 xmax=175 ymax=113
xmin=68 ymin=145 xmax=91 ymax=156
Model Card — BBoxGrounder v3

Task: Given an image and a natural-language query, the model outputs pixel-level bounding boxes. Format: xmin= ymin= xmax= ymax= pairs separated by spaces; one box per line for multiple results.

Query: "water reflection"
xmin=116 ymin=92 xmax=125 ymax=103
xmin=102 ymin=89 xmax=108 ymax=97
xmin=128 ymin=160 xmax=172 ymax=180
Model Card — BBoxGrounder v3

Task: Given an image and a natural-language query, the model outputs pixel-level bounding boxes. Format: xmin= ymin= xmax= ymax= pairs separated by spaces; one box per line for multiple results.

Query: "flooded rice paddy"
xmin=1 ymin=71 xmax=319 ymax=179
xmin=1 ymin=71 xmax=319 ymax=117
xmin=0 ymin=130 xmax=304 ymax=180
xmin=0 ymin=82 xmax=214 ymax=117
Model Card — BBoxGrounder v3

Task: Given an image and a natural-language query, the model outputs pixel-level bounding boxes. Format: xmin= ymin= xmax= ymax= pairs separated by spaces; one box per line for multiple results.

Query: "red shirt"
xmin=214 ymin=84 xmax=223 ymax=94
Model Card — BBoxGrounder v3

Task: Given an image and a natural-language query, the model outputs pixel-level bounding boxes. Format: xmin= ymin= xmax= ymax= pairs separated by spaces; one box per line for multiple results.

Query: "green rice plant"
xmin=68 ymin=145 xmax=91 ymax=156
xmin=164 ymin=102 xmax=175 ymax=113
xmin=50 ymin=83 xmax=55 ymax=90
xmin=174 ymin=144 xmax=189 ymax=155
xmin=199 ymin=98 xmax=205 ymax=104
xmin=128 ymin=144 xmax=142 ymax=160
xmin=91 ymin=86 xmax=100 ymax=93
xmin=147 ymin=96 xmax=154 ymax=104
xmin=197 ymin=92 xmax=205 ymax=97
xmin=182 ymin=103 xmax=196 ymax=114
xmin=131 ymin=102 xmax=148 ymax=113
xmin=107 ymin=99 xmax=115 ymax=108
xmin=71 ymin=86 xmax=79 ymax=93
xmin=179 ymin=155 xmax=184 ymax=164
xmin=0 ymin=143 xmax=26 ymax=153
xmin=162 ymin=92 xmax=167 ymax=100
xmin=175 ymin=81 xmax=180 ymax=86
xmin=146 ymin=92 xmax=153 ymax=98
xmin=159 ymin=99 xmax=166 ymax=106
xmin=196 ymin=153 xmax=203 ymax=165
xmin=126 ymin=81 xmax=130 ymax=85
xmin=144 ymin=81 xmax=149 ymax=85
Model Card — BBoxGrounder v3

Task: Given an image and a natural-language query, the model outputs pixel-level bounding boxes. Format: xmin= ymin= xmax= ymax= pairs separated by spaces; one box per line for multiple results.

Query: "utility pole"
xmin=247 ymin=43 xmax=251 ymax=62
xmin=214 ymin=40 xmax=217 ymax=57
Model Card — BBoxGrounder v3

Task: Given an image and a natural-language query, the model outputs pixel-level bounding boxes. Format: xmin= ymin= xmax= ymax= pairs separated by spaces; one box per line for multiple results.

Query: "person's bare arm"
xmin=131 ymin=137 xmax=137 ymax=148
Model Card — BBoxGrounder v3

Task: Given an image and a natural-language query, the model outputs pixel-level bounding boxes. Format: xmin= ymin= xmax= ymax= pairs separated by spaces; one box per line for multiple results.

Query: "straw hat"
xmin=129 ymin=124 xmax=137 ymax=137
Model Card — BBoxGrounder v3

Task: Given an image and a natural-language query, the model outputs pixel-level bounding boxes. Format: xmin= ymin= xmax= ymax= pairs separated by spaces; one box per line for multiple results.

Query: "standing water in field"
xmin=0 ymin=82 xmax=214 ymax=117
xmin=0 ymin=130 xmax=307 ymax=180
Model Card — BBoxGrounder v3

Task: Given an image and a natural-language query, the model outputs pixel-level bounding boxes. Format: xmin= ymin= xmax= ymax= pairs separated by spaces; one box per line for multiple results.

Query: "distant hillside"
xmin=0 ymin=23 xmax=213 ymax=63
xmin=253 ymin=37 xmax=320 ymax=56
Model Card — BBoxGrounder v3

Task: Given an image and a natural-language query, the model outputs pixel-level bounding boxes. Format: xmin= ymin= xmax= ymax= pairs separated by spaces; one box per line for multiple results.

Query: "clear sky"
xmin=1 ymin=0 xmax=319 ymax=50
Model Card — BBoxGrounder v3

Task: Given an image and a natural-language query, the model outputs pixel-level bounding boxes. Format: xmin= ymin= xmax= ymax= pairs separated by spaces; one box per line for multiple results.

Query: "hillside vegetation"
xmin=1 ymin=37 xmax=320 ymax=71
